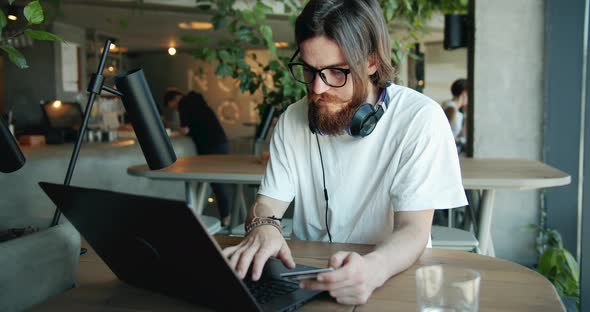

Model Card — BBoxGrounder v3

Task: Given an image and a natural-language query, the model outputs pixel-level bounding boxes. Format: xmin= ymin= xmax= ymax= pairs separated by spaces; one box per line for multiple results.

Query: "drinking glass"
xmin=415 ymin=264 xmax=480 ymax=312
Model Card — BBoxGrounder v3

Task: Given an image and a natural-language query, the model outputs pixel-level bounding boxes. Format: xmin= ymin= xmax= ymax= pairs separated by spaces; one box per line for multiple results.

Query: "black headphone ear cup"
xmin=349 ymin=103 xmax=376 ymax=137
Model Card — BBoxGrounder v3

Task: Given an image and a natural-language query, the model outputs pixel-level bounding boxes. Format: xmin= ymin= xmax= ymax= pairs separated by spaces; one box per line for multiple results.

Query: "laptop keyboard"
xmin=245 ymin=278 xmax=300 ymax=304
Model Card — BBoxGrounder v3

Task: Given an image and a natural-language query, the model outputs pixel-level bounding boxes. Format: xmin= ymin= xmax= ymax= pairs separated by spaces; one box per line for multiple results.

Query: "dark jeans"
xmin=195 ymin=141 xmax=231 ymax=219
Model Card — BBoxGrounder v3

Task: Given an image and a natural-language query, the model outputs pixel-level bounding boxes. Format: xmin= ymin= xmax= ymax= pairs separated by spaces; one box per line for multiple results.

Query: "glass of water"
xmin=415 ymin=264 xmax=480 ymax=312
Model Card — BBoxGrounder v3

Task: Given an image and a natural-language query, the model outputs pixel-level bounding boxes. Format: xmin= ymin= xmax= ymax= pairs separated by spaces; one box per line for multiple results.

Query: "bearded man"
xmin=223 ymin=0 xmax=467 ymax=305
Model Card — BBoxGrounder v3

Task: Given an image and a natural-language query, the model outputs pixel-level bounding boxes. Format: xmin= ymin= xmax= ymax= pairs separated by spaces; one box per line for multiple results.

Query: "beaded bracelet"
xmin=245 ymin=217 xmax=282 ymax=236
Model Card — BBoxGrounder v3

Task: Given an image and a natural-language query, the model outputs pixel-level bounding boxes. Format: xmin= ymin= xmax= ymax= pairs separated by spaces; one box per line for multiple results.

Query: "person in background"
xmin=442 ymin=78 xmax=469 ymax=153
xmin=164 ymin=89 xmax=231 ymax=227
xmin=222 ymin=0 xmax=466 ymax=305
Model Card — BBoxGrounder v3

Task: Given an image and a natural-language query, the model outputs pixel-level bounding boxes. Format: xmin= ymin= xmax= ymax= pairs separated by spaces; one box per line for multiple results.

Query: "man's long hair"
xmin=295 ymin=0 xmax=395 ymax=106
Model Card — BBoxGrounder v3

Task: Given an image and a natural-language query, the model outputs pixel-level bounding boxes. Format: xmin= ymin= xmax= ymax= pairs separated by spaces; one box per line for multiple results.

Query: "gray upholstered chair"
xmin=431 ymin=225 xmax=480 ymax=253
xmin=0 ymin=218 xmax=80 ymax=312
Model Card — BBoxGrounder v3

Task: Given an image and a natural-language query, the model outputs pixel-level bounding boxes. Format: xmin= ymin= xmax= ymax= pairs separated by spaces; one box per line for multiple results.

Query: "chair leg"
xmin=448 ymin=209 xmax=454 ymax=228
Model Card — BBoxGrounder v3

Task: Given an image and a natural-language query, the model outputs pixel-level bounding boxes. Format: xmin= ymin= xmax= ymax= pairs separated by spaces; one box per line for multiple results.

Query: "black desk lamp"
xmin=50 ymin=39 xmax=177 ymax=226
xmin=0 ymin=117 xmax=25 ymax=173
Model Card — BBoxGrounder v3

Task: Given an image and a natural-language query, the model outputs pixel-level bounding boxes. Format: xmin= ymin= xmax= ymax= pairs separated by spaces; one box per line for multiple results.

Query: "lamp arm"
xmin=50 ymin=40 xmax=113 ymax=227
xmin=103 ymin=85 xmax=123 ymax=97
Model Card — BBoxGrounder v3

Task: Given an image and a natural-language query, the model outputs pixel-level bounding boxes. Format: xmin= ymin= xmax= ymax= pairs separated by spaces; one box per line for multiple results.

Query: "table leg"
xmin=230 ymin=184 xmax=249 ymax=227
xmin=477 ymin=189 xmax=496 ymax=257
xmin=184 ymin=181 xmax=210 ymax=215
xmin=236 ymin=184 xmax=248 ymax=220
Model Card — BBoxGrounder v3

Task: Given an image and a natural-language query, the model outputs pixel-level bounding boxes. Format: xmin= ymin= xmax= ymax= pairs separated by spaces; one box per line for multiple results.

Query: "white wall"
xmin=422 ymin=42 xmax=467 ymax=104
xmin=474 ymin=0 xmax=545 ymax=265
xmin=52 ymin=22 xmax=87 ymax=104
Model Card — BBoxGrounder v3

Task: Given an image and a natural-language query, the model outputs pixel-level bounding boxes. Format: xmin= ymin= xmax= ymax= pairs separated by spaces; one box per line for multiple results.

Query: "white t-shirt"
xmin=258 ymin=84 xmax=467 ymax=244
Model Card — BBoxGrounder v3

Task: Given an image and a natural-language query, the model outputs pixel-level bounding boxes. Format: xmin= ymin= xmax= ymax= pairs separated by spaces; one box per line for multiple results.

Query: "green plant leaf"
xmin=0 ymin=10 xmax=7 ymax=30
xmin=236 ymin=26 xmax=255 ymax=43
xmin=563 ymin=250 xmax=580 ymax=283
xmin=205 ymin=48 xmax=216 ymax=61
xmin=241 ymin=10 xmax=256 ymax=24
xmin=24 ymin=29 xmax=63 ymax=42
xmin=537 ymin=248 xmax=556 ymax=276
xmin=237 ymin=59 xmax=250 ymax=71
xmin=24 ymin=0 xmax=44 ymax=25
xmin=218 ymin=50 xmax=232 ymax=63
xmin=8 ymin=0 xmax=15 ymax=5
xmin=253 ymin=2 xmax=272 ymax=20
xmin=268 ymin=60 xmax=280 ymax=71
xmin=259 ymin=24 xmax=276 ymax=56
xmin=211 ymin=14 xmax=227 ymax=30
xmin=0 ymin=45 xmax=29 ymax=69
xmin=215 ymin=63 xmax=232 ymax=77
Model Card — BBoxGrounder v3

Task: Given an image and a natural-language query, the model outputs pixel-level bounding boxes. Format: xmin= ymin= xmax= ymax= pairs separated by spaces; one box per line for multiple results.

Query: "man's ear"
xmin=367 ymin=54 xmax=378 ymax=76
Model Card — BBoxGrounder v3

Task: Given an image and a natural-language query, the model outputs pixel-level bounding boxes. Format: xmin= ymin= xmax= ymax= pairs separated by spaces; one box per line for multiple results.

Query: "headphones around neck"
xmin=309 ymin=87 xmax=389 ymax=138
xmin=310 ymin=85 xmax=390 ymax=242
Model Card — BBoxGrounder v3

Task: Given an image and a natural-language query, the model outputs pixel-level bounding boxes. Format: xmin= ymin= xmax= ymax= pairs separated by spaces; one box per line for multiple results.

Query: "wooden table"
xmin=128 ymin=155 xmax=263 ymax=224
xmin=30 ymin=236 xmax=563 ymax=311
xmin=128 ymin=156 xmax=571 ymax=256
xmin=459 ymin=158 xmax=570 ymax=256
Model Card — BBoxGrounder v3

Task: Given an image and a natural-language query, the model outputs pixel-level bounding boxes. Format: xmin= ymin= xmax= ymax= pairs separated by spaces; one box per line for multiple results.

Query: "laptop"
xmin=39 ymin=182 xmax=325 ymax=312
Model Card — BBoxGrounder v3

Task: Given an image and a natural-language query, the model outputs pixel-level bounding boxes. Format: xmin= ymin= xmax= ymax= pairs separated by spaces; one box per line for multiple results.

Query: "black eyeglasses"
xmin=287 ymin=49 xmax=351 ymax=88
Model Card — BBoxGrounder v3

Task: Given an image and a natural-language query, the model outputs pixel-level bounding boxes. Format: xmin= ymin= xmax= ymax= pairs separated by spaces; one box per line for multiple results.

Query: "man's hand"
xmin=222 ymin=225 xmax=295 ymax=281
xmin=300 ymin=251 xmax=383 ymax=305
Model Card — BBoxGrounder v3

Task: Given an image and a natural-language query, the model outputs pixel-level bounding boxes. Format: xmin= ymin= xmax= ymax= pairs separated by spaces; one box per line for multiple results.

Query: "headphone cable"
xmin=315 ymin=134 xmax=332 ymax=243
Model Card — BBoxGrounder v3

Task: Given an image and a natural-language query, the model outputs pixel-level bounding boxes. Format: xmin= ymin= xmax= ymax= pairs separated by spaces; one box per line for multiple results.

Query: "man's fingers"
xmin=335 ymin=296 xmax=361 ymax=305
xmin=328 ymin=251 xmax=350 ymax=269
xmin=251 ymin=247 xmax=273 ymax=281
xmin=229 ymin=243 xmax=252 ymax=271
xmin=236 ymin=244 xmax=259 ymax=279
xmin=329 ymin=285 xmax=364 ymax=298
xmin=222 ymin=244 xmax=240 ymax=258
xmin=317 ymin=264 xmax=353 ymax=284
xmin=300 ymin=278 xmax=350 ymax=291
xmin=277 ymin=244 xmax=296 ymax=269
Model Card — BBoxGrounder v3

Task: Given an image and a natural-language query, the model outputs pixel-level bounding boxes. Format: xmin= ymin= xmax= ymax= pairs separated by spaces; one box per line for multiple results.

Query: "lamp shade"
xmin=115 ymin=69 xmax=177 ymax=169
xmin=0 ymin=117 xmax=25 ymax=173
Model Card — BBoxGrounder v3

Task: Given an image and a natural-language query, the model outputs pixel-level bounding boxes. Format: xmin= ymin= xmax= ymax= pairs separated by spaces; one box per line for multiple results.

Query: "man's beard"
xmin=308 ymin=93 xmax=360 ymax=136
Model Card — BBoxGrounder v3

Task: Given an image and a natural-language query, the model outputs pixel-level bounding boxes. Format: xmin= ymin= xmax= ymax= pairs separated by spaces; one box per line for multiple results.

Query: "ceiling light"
xmin=208 ymin=197 xmax=214 ymax=203
xmin=274 ymin=41 xmax=289 ymax=48
xmin=109 ymin=43 xmax=116 ymax=50
xmin=168 ymin=47 xmax=177 ymax=56
xmin=7 ymin=15 xmax=17 ymax=21
xmin=52 ymin=100 xmax=62 ymax=109
xmin=107 ymin=66 xmax=115 ymax=73
xmin=178 ymin=21 xmax=214 ymax=30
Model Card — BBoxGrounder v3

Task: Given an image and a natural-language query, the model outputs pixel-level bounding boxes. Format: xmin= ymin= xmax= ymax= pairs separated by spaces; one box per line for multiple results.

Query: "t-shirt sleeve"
xmin=390 ymin=104 xmax=467 ymax=212
xmin=257 ymin=114 xmax=296 ymax=203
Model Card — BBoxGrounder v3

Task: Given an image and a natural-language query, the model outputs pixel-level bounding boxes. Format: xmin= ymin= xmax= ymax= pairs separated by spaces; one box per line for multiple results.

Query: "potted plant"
xmin=529 ymin=223 xmax=580 ymax=310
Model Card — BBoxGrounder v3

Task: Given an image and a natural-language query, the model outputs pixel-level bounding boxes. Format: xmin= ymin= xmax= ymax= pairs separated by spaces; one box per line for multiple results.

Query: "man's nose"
xmin=310 ymin=73 xmax=330 ymax=94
